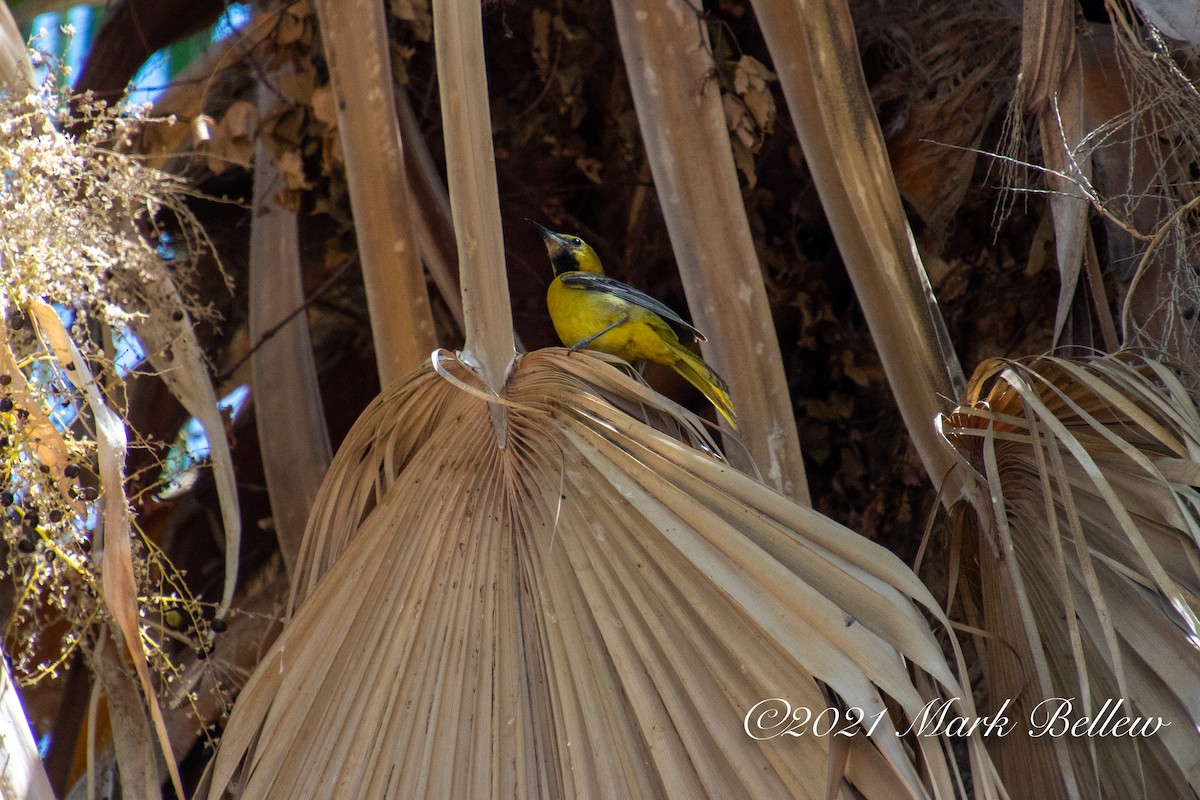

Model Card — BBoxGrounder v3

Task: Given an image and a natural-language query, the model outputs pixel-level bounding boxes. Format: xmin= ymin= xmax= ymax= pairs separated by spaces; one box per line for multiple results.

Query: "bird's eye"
xmin=571 ymin=237 xmax=582 ymax=245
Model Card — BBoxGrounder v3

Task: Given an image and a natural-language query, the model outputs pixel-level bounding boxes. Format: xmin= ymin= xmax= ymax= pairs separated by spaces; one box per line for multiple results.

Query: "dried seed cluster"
xmin=0 ymin=59 xmax=230 ymax=702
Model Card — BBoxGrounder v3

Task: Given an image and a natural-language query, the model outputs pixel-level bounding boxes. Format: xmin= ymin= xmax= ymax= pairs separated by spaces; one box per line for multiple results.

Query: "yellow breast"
xmin=546 ymin=275 xmax=679 ymax=364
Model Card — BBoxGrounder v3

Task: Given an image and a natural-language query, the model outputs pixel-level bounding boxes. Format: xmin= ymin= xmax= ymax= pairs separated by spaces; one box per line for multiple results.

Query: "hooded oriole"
xmin=532 ymin=222 xmax=736 ymax=428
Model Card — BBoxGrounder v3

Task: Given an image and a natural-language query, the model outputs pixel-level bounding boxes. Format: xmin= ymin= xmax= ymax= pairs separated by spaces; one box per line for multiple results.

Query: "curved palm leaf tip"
xmin=941 ymin=351 xmax=1200 ymax=798
xmin=209 ymin=350 xmax=993 ymax=799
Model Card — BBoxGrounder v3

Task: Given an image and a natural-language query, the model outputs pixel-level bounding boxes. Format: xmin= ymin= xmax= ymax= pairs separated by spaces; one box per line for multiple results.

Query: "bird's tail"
xmin=668 ymin=344 xmax=737 ymax=429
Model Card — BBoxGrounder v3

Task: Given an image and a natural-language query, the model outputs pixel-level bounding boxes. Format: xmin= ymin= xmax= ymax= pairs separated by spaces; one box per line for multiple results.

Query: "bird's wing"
xmin=557 ymin=272 xmax=707 ymax=342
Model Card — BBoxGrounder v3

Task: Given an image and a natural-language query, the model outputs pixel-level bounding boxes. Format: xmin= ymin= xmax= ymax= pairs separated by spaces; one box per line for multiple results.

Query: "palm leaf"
xmin=1 ymin=1 xmax=35 ymax=90
xmin=0 ymin=609 xmax=53 ymax=800
xmin=248 ymin=76 xmax=332 ymax=576
xmin=942 ymin=351 xmax=1200 ymax=798
xmin=311 ymin=0 xmax=436 ymax=385
xmin=749 ymin=0 xmax=967 ymax=497
xmin=207 ymin=349 xmax=999 ymax=799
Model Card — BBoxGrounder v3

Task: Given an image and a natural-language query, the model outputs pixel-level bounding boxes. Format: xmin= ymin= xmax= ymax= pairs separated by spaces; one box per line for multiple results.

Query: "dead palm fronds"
xmin=749 ymin=0 xmax=968 ymax=499
xmin=941 ymin=351 xmax=1200 ymax=798
xmin=209 ymin=348 xmax=999 ymax=799
xmin=747 ymin=6 xmax=1200 ymax=793
xmin=1009 ymin=0 xmax=1090 ymax=348
xmin=205 ymin=0 xmax=1006 ymax=796
xmin=311 ymin=0 xmax=436 ymax=385
xmin=29 ymin=302 xmax=187 ymax=800
xmin=249 ymin=73 xmax=333 ymax=577
xmin=430 ymin=0 xmax=514 ymax=396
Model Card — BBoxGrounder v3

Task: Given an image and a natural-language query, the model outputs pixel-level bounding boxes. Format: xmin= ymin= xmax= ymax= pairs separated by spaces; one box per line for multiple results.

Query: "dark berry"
xmin=38 ymin=465 xmax=49 ymax=474
xmin=172 ymin=310 xmax=184 ymax=322
xmin=25 ymin=512 xmax=38 ymax=527
xmin=81 ymin=487 xmax=98 ymax=501
xmin=44 ymin=550 xmax=55 ymax=562
xmin=210 ymin=617 xmax=228 ymax=633
xmin=17 ymin=537 xmax=35 ymax=553
xmin=48 ymin=510 xmax=62 ymax=523
xmin=79 ymin=538 xmax=92 ymax=552
xmin=0 ymin=492 xmax=11 ymax=506
xmin=9 ymin=315 xmax=24 ymax=330
xmin=196 ymin=648 xmax=208 ymax=661
xmin=0 ymin=374 xmax=10 ymax=386
xmin=0 ymin=398 xmax=12 ymax=413
xmin=64 ymin=464 xmax=80 ymax=478
xmin=15 ymin=409 xmax=28 ymax=421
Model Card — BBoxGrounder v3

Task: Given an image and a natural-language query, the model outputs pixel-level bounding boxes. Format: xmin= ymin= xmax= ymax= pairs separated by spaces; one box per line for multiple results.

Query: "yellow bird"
xmin=533 ymin=222 xmax=737 ymax=428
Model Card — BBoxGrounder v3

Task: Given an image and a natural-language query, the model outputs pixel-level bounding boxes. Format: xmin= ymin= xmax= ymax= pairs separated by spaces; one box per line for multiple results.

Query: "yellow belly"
xmin=547 ymin=278 xmax=679 ymax=364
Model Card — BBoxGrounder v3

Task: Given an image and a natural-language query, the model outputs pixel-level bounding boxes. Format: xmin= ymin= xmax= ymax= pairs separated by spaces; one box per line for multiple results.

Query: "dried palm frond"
xmin=748 ymin=0 xmax=967 ymax=499
xmin=941 ymin=351 xmax=1200 ymax=799
xmin=208 ymin=349 xmax=1002 ymax=800
xmin=611 ymin=0 xmax=809 ymax=500
xmin=1024 ymin=12 xmax=1089 ymax=349
xmin=312 ymin=0 xmax=436 ymax=385
xmin=0 ymin=61 xmax=244 ymax=621
xmin=248 ymin=75 xmax=332 ymax=577
xmin=0 ymin=604 xmax=53 ymax=799
xmin=0 ymin=1 xmax=34 ymax=91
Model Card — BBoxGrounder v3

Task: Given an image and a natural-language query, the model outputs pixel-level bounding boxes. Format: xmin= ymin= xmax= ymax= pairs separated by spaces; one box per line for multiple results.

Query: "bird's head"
xmin=529 ymin=220 xmax=605 ymax=276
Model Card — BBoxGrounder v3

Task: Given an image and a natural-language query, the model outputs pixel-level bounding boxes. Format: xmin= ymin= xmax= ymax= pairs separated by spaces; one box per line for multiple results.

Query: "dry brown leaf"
xmin=204 ymin=100 xmax=259 ymax=174
xmin=724 ymin=93 xmax=758 ymax=150
xmin=0 ymin=318 xmax=74 ymax=490
xmin=574 ymin=154 xmax=604 ymax=184
xmin=749 ymin=0 xmax=967 ymax=501
xmin=249 ymin=79 xmax=333 ymax=577
xmin=390 ymin=0 xmax=432 ymax=41
xmin=614 ymin=0 xmax=809 ymax=502
xmin=275 ymin=149 xmax=312 ymax=191
xmin=732 ymin=55 xmax=777 ymax=141
xmin=135 ymin=270 xmax=242 ymax=619
xmin=942 ymin=351 xmax=1200 ymax=798
xmin=210 ymin=350 xmax=996 ymax=800
xmin=275 ymin=67 xmax=316 ymax=106
xmin=311 ymin=83 xmax=337 ymax=128
xmin=313 ymin=0 xmax=437 ymax=386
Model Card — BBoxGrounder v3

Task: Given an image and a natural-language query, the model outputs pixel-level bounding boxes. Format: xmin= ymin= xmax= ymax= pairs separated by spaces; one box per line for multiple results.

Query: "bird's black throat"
xmin=551 ymin=249 xmax=580 ymax=277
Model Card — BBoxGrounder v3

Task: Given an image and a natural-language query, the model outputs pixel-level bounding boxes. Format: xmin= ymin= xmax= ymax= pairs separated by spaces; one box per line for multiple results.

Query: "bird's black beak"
xmin=527 ymin=219 xmax=578 ymax=276
xmin=526 ymin=218 xmax=561 ymax=244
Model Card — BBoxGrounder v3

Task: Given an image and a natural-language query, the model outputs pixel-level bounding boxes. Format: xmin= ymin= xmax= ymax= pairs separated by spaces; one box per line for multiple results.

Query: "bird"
xmin=532 ymin=221 xmax=737 ymax=428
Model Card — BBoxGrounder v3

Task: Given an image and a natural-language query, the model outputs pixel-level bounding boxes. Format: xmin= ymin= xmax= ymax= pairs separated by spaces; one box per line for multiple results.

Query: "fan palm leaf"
xmin=207 ymin=349 xmax=1001 ymax=799
xmin=942 ymin=351 xmax=1200 ymax=798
